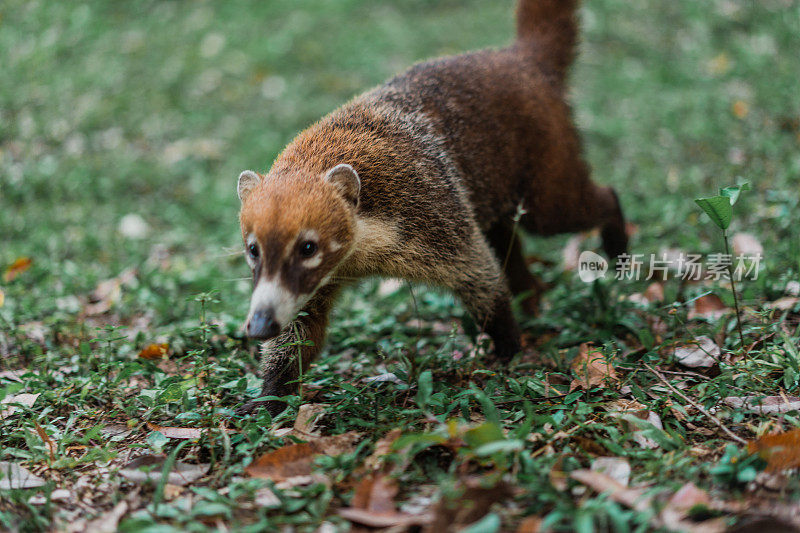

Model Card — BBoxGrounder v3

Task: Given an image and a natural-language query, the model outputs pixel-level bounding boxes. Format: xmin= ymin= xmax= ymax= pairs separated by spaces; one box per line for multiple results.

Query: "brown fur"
xmin=237 ymin=0 xmax=627 ymax=415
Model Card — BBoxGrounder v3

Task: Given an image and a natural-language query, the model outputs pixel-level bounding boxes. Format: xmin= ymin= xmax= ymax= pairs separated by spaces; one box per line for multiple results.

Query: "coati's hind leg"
xmin=236 ymin=284 xmax=341 ymax=417
xmin=486 ymin=222 xmax=546 ymax=315
xmin=524 ymin=181 xmax=628 ymax=260
xmin=443 ymin=231 xmax=522 ymax=361
xmin=599 ymin=188 xmax=628 ymax=259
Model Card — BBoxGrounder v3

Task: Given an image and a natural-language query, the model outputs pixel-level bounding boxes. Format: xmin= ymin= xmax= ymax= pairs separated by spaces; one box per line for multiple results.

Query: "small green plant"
xmin=710 ymin=444 xmax=765 ymax=486
xmin=695 ymin=182 xmax=751 ymax=349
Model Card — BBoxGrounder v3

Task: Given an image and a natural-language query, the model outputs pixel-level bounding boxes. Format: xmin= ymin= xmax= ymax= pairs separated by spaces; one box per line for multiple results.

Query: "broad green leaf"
xmin=719 ymin=182 xmax=751 ymax=205
xmin=157 ymin=383 xmax=184 ymax=404
xmin=695 ymin=195 xmax=733 ymax=229
xmin=473 ymin=439 xmax=524 ymax=456
xmin=464 ymin=422 xmax=505 ymax=448
xmin=415 ymin=370 xmax=432 ymax=408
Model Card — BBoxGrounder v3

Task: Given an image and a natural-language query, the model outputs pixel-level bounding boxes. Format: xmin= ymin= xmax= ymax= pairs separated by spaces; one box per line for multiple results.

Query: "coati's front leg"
xmin=486 ymin=221 xmax=546 ymax=315
xmin=445 ymin=233 xmax=522 ymax=361
xmin=237 ymin=284 xmax=340 ymax=417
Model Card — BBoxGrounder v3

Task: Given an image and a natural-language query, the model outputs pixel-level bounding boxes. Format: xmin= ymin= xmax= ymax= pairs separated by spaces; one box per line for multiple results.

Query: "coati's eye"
xmin=248 ymin=243 xmax=259 ymax=259
xmin=299 ymin=241 xmax=318 ymax=258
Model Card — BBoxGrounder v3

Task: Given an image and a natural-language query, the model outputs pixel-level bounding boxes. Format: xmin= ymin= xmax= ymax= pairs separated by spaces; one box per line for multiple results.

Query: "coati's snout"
xmin=246 ymin=307 xmax=280 ymax=339
xmin=237 ymin=165 xmax=359 ymax=339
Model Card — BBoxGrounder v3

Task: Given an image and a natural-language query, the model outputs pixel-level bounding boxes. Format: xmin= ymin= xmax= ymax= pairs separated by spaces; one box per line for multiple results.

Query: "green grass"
xmin=1 ymin=0 xmax=799 ymax=531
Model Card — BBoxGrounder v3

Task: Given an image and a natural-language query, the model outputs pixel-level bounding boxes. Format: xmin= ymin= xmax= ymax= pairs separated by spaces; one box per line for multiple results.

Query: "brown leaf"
xmin=516 ymin=516 xmax=543 ymax=533
xmin=689 ymin=294 xmax=728 ymax=320
xmin=364 ymin=428 xmax=402 ymax=472
xmin=34 ymin=421 xmax=56 ymax=461
xmin=569 ymin=343 xmax=617 ymax=391
xmin=339 ymin=508 xmax=431 ymax=528
xmin=548 ymin=456 xmax=568 ymax=491
xmin=660 ymin=483 xmax=724 ymax=533
xmin=351 ymin=474 xmax=399 ymax=513
xmin=748 ymin=428 xmax=800 ymax=472
xmin=4 ymin=257 xmax=32 ymax=282
xmin=138 ymin=343 xmax=169 ymax=360
xmin=246 ymin=431 xmax=360 ymax=481
xmin=425 ymin=477 xmax=513 ymax=532
xmin=292 ymin=403 xmax=327 ymax=436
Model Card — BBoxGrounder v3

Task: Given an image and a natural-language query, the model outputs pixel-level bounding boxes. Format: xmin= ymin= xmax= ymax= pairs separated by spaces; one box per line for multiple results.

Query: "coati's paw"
xmin=491 ymin=336 xmax=522 ymax=363
xmin=235 ymin=399 xmax=287 ymax=418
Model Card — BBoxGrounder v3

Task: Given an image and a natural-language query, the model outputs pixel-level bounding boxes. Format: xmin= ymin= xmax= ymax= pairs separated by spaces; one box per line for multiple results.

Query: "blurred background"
xmin=1 ymin=0 xmax=798 ymax=334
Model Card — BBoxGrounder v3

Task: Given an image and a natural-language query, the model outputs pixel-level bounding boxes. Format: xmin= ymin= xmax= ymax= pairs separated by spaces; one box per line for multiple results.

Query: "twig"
xmin=644 ymin=363 xmax=747 ymax=445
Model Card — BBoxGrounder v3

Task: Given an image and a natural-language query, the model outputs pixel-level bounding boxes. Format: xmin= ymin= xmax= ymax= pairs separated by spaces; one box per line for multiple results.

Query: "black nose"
xmin=247 ymin=309 xmax=281 ymax=339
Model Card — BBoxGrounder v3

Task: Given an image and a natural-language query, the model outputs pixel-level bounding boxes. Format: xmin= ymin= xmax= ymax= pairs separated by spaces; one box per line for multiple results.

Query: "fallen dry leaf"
xmin=254 ymin=487 xmax=281 ymax=508
xmin=0 ymin=392 xmax=40 ymax=418
xmin=0 ymin=461 xmax=46 ymax=489
xmin=292 ymin=403 xmax=328 ymax=436
xmin=339 ymin=508 xmax=431 ymax=529
xmin=732 ymin=233 xmax=763 ymax=257
xmin=562 ymin=234 xmax=585 ymax=271
xmin=724 ymin=396 xmax=800 ymax=415
xmin=138 ymin=343 xmax=169 ymax=360
xmin=767 ymin=297 xmax=800 ymax=311
xmin=83 ymin=500 xmax=128 ymax=533
xmin=0 ymin=288 xmax=4 ymax=307
xmin=118 ymin=455 xmax=209 ymax=486
xmin=246 ymin=431 xmax=361 ymax=482
xmin=0 ymin=369 xmax=26 ymax=382
xmin=84 ymin=268 xmax=137 ymax=316
xmin=364 ymin=428 xmax=402 ymax=472
xmin=34 ymin=421 xmax=56 ymax=461
xmin=549 ymin=457 xmax=568 ymax=491
xmin=570 ymin=343 xmax=618 ymax=391
xmin=631 ymin=411 xmax=664 ymax=449
xmin=644 ymin=282 xmax=665 ymax=303
xmin=570 ymin=469 xmax=651 ymax=512
xmin=146 ymin=422 xmax=204 ymax=440
xmin=749 ymin=428 xmax=800 ymax=472
xmin=673 ymin=336 xmax=720 ymax=368
xmin=689 ymin=294 xmax=728 ymax=320
xmin=425 ymin=477 xmax=513 ymax=532
xmin=591 ymin=457 xmax=631 ymax=486
xmin=660 ymin=482 xmax=724 ymax=533
xmin=338 ymin=473 xmax=417 ymax=529
xmin=4 ymin=257 xmax=32 ymax=282
xmin=516 ymin=516 xmax=543 ymax=533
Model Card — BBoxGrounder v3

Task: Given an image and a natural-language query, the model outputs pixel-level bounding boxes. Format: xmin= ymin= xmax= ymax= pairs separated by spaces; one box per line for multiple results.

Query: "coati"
xmin=236 ymin=0 xmax=627 ymax=414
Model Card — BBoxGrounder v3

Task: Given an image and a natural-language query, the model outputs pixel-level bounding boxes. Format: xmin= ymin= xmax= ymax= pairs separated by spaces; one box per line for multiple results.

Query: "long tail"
xmin=516 ymin=0 xmax=579 ymax=83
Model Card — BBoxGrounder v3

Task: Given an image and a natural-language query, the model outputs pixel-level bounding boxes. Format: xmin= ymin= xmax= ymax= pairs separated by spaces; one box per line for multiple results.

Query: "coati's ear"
xmin=237 ymin=170 xmax=261 ymax=203
xmin=324 ymin=164 xmax=360 ymax=206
